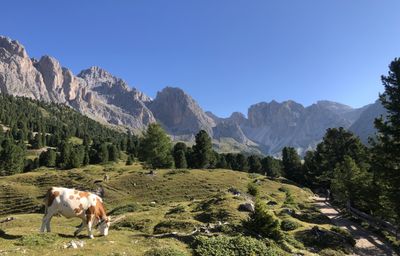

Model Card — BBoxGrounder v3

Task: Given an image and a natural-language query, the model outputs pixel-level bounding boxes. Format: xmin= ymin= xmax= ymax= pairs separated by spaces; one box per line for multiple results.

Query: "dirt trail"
xmin=313 ymin=196 xmax=398 ymax=256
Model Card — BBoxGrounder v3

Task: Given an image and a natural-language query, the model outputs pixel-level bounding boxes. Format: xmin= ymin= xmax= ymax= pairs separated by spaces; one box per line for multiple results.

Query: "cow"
xmin=40 ymin=187 xmax=110 ymax=239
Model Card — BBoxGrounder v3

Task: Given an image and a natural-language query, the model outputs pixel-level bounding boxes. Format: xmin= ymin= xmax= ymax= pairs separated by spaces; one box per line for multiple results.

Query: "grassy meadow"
xmin=0 ymin=161 xmax=344 ymax=256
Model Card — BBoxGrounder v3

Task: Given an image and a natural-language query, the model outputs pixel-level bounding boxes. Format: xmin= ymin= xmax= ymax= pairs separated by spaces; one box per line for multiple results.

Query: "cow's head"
xmin=97 ymin=216 xmax=110 ymax=236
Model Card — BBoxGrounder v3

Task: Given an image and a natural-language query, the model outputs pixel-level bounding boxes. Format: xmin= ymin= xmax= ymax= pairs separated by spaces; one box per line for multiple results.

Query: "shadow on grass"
xmin=0 ymin=229 xmax=22 ymax=240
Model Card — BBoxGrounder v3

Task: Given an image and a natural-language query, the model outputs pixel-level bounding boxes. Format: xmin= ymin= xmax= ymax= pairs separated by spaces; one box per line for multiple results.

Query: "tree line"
xmin=0 ymin=95 xmax=139 ymax=176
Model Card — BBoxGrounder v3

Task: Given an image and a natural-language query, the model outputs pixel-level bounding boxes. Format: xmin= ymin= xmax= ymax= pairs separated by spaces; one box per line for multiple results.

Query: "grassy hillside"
xmin=0 ymin=162 xmax=350 ymax=256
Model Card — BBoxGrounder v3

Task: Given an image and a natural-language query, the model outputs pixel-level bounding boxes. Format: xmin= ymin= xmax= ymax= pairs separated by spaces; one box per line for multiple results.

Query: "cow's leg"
xmin=40 ymin=214 xmax=48 ymax=232
xmin=45 ymin=215 xmax=53 ymax=232
xmin=74 ymin=221 xmax=86 ymax=237
xmin=87 ymin=214 xmax=95 ymax=239
xmin=40 ymin=212 xmax=54 ymax=233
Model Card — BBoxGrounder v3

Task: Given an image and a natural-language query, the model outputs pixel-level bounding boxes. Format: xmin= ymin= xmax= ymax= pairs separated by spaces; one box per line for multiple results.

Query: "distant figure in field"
xmin=103 ymin=174 xmax=110 ymax=182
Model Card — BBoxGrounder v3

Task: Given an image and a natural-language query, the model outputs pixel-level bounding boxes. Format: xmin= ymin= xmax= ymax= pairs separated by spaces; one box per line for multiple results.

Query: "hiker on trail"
xmin=326 ymin=188 xmax=330 ymax=201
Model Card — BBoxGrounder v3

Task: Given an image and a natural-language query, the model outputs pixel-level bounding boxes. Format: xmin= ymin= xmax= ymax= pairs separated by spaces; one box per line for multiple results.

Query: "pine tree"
xmin=173 ymin=142 xmax=188 ymax=168
xmin=108 ymin=144 xmax=119 ymax=162
xmin=192 ymin=130 xmax=214 ymax=169
xmin=138 ymin=123 xmax=173 ymax=169
xmin=282 ymin=147 xmax=302 ymax=183
xmin=372 ymin=58 xmax=400 ymax=228
xmin=248 ymin=155 xmax=262 ymax=173
xmin=261 ymin=156 xmax=282 ymax=178
xmin=235 ymin=153 xmax=248 ymax=171
xmin=331 ymin=156 xmax=371 ymax=208
xmin=216 ymin=154 xmax=228 ymax=169
xmin=39 ymin=149 xmax=57 ymax=167
xmin=126 ymin=154 xmax=134 ymax=165
xmin=0 ymin=139 xmax=25 ymax=176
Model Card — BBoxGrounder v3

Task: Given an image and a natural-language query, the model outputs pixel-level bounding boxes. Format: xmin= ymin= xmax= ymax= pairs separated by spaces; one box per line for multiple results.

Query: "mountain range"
xmin=0 ymin=36 xmax=386 ymax=155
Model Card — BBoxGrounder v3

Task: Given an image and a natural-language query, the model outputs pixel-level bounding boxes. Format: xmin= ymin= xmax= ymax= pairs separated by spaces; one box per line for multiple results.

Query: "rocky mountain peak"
xmin=149 ymin=86 xmax=215 ymax=135
xmin=0 ymin=36 xmax=28 ymax=58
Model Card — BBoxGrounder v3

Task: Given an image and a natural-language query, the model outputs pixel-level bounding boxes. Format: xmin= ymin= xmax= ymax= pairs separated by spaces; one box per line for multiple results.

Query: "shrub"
xmin=193 ymin=235 xmax=282 ymax=256
xmin=330 ymin=226 xmax=356 ymax=246
xmin=247 ymin=182 xmax=259 ymax=197
xmin=153 ymin=220 xmax=194 ymax=234
xmin=319 ymin=248 xmax=345 ymax=256
xmin=244 ymin=200 xmax=283 ymax=240
xmin=280 ymin=219 xmax=300 ymax=231
xmin=167 ymin=205 xmax=185 ymax=215
xmin=295 ymin=226 xmax=354 ymax=253
xmin=109 ymin=203 xmax=139 ymax=215
xmin=144 ymin=248 xmax=187 ymax=256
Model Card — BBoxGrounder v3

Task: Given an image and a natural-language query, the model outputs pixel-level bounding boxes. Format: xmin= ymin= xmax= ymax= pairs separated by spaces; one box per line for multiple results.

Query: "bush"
xmin=319 ymin=248 xmax=345 ymax=256
xmin=109 ymin=203 xmax=139 ymax=215
xmin=247 ymin=182 xmax=259 ymax=197
xmin=167 ymin=205 xmax=185 ymax=215
xmin=144 ymin=248 xmax=187 ymax=256
xmin=280 ymin=219 xmax=300 ymax=231
xmin=244 ymin=200 xmax=283 ymax=240
xmin=295 ymin=226 xmax=354 ymax=253
xmin=193 ymin=235 xmax=283 ymax=256
xmin=153 ymin=220 xmax=194 ymax=234
xmin=330 ymin=226 xmax=356 ymax=246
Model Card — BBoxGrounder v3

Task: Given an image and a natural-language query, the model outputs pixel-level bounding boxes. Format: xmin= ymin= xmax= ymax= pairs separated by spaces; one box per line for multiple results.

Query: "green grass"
xmin=0 ymin=163 xmax=331 ymax=255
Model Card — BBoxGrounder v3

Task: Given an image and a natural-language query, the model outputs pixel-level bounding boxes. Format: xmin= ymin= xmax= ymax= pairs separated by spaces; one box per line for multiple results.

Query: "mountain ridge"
xmin=0 ymin=35 xmax=382 ymax=155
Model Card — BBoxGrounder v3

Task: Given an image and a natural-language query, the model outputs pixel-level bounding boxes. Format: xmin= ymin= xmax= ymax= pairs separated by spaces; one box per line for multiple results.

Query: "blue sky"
xmin=1 ymin=0 xmax=400 ymax=117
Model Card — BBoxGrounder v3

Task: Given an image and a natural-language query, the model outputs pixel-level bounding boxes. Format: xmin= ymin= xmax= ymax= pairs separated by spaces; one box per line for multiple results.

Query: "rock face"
xmin=349 ymin=101 xmax=386 ymax=144
xmin=0 ymin=36 xmax=155 ymax=132
xmin=0 ymin=36 xmax=50 ymax=101
xmin=149 ymin=87 xmax=215 ymax=135
xmin=0 ymin=35 xmax=381 ymax=155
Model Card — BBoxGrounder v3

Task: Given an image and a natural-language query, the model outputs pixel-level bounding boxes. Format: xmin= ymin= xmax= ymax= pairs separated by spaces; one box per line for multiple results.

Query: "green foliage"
xmin=282 ymin=147 xmax=303 ymax=183
xmin=173 ymin=142 xmax=188 ymax=169
xmin=235 ymin=153 xmax=248 ymax=171
xmin=248 ymin=155 xmax=262 ymax=173
xmin=295 ymin=227 xmax=353 ymax=253
xmin=193 ymin=235 xmax=282 ymax=256
xmin=39 ymin=148 xmax=56 ymax=167
xmin=153 ymin=220 xmax=194 ymax=234
xmin=304 ymin=127 xmax=368 ymax=188
xmin=371 ymin=57 xmax=400 ymax=226
xmin=144 ymin=248 xmax=187 ymax=256
xmin=331 ymin=156 xmax=371 ymax=206
xmin=0 ymin=94 xmax=129 ymax=175
xmin=261 ymin=156 xmax=282 ymax=178
xmin=280 ymin=219 xmax=300 ymax=231
xmin=126 ymin=154 xmax=134 ymax=165
xmin=167 ymin=205 xmax=186 ymax=215
xmin=245 ymin=200 xmax=283 ymax=240
xmin=191 ymin=130 xmax=214 ymax=169
xmin=139 ymin=123 xmax=174 ymax=169
xmin=0 ymin=139 xmax=26 ymax=175
xmin=330 ymin=226 xmax=356 ymax=246
xmin=247 ymin=182 xmax=259 ymax=197
xmin=318 ymin=249 xmax=346 ymax=256
xmin=109 ymin=203 xmax=139 ymax=215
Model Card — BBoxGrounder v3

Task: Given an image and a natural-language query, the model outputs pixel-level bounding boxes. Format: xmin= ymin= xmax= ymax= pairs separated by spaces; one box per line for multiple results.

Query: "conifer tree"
xmin=192 ymin=130 xmax=214 ymax=169
xmin=139 ymin=123 xmax=173 ymax=168
xmin=372 ymin=58 xmax=400 ymax=227
xmin=248 ymin=155 xmax=262 ymax=173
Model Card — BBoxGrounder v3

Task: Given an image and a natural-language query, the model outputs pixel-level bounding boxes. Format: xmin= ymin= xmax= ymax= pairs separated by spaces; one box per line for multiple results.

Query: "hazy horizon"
xmin=2 ymin=0 xmax=399 ymax=117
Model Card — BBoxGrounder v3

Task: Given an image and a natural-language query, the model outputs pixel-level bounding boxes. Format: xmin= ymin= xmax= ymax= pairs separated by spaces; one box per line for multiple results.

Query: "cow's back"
xmin=47 ymin=187 xmax=95 ymax=219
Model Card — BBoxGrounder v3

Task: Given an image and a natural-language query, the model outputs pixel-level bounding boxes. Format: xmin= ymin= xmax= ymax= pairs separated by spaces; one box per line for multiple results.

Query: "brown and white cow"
xmin=40 ymin=187 xmax=110 ymax=239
